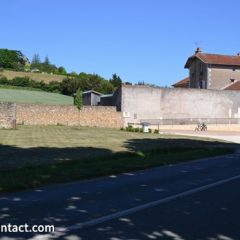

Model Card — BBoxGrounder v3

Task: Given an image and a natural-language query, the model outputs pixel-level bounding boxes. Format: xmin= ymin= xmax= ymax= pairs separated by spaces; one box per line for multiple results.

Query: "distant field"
xmin=0 ymin=88 xmax=73 ymax=105
xmin=0 ymin=70 xmax=66 ymax=83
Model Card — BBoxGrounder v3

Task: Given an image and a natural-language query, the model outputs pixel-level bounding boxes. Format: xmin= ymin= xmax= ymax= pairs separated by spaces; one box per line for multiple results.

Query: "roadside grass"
xmin=0 ymin=88 xmax=73 ymax=105
xmin=0 ymin=125 xmax=237 ymax=192
xmin=0 ymin=147 xmax=233 ymax=193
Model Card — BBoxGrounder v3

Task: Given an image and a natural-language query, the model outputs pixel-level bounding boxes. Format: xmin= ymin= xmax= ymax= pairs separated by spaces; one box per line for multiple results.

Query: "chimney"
xmin=195 ymin=47 xmax=202 ymax=54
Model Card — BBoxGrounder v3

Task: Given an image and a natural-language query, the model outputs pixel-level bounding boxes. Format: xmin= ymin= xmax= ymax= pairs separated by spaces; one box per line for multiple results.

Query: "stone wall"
xmin=0 ymin=102 xmax=16 ymax=129
xmin=16 ymin=104 xmax=123 ymax=128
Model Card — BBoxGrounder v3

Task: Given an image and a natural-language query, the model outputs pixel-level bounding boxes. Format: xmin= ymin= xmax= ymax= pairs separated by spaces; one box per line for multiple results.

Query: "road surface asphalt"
xmin=1 ymin=152 xmax=240 ymax=240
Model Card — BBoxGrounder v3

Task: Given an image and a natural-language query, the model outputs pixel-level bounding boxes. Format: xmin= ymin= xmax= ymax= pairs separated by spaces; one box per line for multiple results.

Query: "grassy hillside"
xmin=0 ymin=88 xmax=73 ymax=105
xmin=0 ymin=70 xmax=66 ymax=83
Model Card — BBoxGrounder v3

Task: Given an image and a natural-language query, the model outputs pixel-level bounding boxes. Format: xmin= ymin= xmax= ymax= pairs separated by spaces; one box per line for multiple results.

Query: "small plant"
xmin=125 ymin=127 xmax=130 ymax=132
xmin=134 ymin=127 xmax=140 ymax=132
xmin=154 ymin=129 xmax=159 ymax=134
xmin=125 ymin=125 xmax=134 ymax=132
xmin=148 ymin=128 xmax=152 ymax=133
xmin=120 ymin=127 xmax=124 ymax=131
xmin=140 ymin=128 xmax=143 ymax=133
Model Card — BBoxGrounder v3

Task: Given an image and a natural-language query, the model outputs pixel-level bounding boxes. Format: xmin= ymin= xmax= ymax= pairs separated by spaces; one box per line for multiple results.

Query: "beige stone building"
xmin=174 ymin=48 xmax=240 ymax=90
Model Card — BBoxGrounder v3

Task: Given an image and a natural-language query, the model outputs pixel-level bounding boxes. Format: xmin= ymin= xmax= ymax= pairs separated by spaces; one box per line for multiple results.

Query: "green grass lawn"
xmin=0 ymin=125 xmax=236 ymax=192
xmin=0 ymin=88 xmax=73 ymax=105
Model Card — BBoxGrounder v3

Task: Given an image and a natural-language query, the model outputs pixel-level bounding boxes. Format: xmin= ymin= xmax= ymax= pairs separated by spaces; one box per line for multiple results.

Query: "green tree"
xmin=75 ymin=88 xmax=83 ymax=110
xmin=0 ymin=49 xmax=25 ymax=70
xmin=43 ymin=55 xmax=57 ymax=73
xmin=75 ymin=88 xmax=83 ymax=126
xmin=109 ymin=73 xmax=122 ymax=88
xmin=44 ymin=55 xmax=50 ymax=65
xmin=31 ymin=54 xmax=41 ymax=65
xmin=58 ymin=66 xmax=67 ymax=74
xmin=99 ymin=80 xmax=114 ymax=93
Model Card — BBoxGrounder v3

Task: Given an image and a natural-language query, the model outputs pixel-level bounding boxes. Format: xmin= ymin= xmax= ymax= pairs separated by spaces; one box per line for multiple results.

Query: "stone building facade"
xmin=0 ymin=102 xmax=16 ymax=129
xmin=174 ymin=48 xmax=240 ymax=90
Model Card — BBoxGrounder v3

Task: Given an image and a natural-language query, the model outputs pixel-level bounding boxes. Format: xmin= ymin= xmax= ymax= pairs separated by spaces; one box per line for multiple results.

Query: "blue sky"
xmin=1 ymin=0 xmax=240 ymax=86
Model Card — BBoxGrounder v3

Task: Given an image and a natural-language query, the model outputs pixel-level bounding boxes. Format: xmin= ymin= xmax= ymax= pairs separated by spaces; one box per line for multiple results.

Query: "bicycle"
xmin=195 ymin=122 xmax=207 ymax=131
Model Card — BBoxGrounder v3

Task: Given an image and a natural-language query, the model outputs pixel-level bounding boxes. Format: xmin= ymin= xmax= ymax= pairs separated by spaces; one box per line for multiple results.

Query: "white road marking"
xmin=65 ymin=174 xmax=240 ymax=231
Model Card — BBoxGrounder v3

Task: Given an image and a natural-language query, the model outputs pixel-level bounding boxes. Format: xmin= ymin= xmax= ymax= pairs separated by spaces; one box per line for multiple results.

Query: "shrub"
xmin=120 ymin=127 xmax=124 ymax=131
xmin=125 ymin=126 xmax=135 ymax=132
xmin=154 ymin=129 xmax=159 ymax=134
xmin=134 ymin=127 xmax=140 ymax=132
xmin=10 ymin=77 xmax=31 ymax=87
xmin=0 ymin=77 xmax=9 ymax=84
xmin=125 ymin=127 xmax=130 ymax=132
xmin=125 ymin=125 xmax=132 ymax=132
xmin=148 ymin=128 xmax=152 ymax=133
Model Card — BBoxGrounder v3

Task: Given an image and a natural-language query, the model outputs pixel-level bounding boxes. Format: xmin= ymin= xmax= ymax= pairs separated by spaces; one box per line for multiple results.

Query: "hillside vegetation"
xmin=0 ymin=48 xmax=123 ymax=95
xmin=0 ymin=70 xmax=65 ymax=83
xmin=0 ymin=88 xmax=73 ymax=105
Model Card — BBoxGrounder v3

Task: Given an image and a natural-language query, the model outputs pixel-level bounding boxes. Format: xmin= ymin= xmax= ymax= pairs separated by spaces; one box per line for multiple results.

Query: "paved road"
xmin=1 ymin=153 xmax=240 ymax=239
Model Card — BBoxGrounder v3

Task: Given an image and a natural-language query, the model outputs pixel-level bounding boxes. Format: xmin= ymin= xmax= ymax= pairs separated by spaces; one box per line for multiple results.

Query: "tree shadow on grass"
xmin=0 ymin=136 xmax=238 ymax=171
xmin=124 ymin=136 xmax=239 ymax=152
xmin=0 ymin=145 xmax=113 ymax=170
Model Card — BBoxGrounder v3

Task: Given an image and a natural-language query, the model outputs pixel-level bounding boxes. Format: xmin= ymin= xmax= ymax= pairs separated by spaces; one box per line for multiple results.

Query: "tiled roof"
xmin=224 ymin=81 xmax=240 ymax=90
xmin=185 ymin=52 xmax=240 ymax=68
xmin=172 ymin=77 xmax=189 ymax=88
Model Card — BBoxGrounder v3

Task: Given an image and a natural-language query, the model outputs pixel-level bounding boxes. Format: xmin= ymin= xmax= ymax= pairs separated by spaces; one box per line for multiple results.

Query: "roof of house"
xmin=101 ymin=94 xmax=113 ymax=98
xmin=82 ymin=90 xmax=102 ymax=95
xmin=224 ymin=81 xmax=240 ymax=91
xmin=185 ymin=50 xmax=240 ymax=68
xmin=172 ymin=77 xmax=189 ymax=88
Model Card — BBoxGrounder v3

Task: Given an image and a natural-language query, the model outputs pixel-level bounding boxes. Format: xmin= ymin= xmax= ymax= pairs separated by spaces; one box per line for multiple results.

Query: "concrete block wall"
xmin=0 ymin=102 xmax=16 ymax=129
xmin=121 ymin=85 xmax=240 ymax=126
xmin=16 ymin=104 xmax=123 ymax=128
